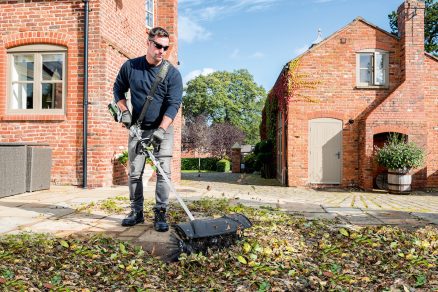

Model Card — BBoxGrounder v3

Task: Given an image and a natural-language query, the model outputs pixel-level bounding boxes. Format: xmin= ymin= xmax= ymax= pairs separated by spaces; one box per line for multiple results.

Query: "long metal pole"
xmin=82 ymin=0 xmax=89 ymax=188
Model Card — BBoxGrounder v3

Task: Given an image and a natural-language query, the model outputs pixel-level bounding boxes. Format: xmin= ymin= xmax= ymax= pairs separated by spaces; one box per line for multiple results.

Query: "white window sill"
xmin=355 ymin=85 xmax=389 ymax=90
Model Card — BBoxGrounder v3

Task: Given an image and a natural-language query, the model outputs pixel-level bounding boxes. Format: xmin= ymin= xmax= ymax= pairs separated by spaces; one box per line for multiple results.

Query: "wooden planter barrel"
xmin=387 ymin=168 xmax=411 ymax=194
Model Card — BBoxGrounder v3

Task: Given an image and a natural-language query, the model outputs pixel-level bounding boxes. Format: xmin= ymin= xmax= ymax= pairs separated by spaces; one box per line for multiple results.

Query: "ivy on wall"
xmin=260 ymin=58 xmax=320 ymax=154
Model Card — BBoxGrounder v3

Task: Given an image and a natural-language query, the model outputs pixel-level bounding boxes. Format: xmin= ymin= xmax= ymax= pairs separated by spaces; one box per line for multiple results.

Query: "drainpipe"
xmin=82 ymin=0 xmax=89 ymax=188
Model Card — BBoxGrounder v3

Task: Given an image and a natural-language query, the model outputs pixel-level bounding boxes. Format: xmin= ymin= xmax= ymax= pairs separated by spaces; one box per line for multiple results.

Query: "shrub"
xmin=216 ymin=159 xmax=231 ymax=172
xmin=375 ymin=133 xmax=425 ymax=171
xmin=115 ymin=150 xmax=128 ymax=166
xmin=242 ymin=153 xmax=259 ymax=172
xmin=254 ymin=140 xmax=275 ymax=178
xmin=181 ymin=158 xmax=220 ymax=171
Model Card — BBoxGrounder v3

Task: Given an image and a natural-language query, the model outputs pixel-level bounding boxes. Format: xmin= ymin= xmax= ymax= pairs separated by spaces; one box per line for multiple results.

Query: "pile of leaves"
xmin=1 ymin=198 xmax=437 ymax=291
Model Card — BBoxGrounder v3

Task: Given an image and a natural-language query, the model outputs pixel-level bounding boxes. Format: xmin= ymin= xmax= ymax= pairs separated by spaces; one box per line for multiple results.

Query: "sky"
xmin=177 ymin=0 xmax=403 ymax=91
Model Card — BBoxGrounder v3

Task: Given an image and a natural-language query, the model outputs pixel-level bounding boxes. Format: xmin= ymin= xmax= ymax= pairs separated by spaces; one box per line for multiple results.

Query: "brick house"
xmin=262 ymin=0 xmax=438 ymax=190
xmin=0 ymin=0 xmax=181 ymax=188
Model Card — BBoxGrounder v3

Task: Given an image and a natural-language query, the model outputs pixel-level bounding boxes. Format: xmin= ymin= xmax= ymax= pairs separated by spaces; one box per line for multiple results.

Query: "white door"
xmin=309 ymin=118 xmax=342 ymax=184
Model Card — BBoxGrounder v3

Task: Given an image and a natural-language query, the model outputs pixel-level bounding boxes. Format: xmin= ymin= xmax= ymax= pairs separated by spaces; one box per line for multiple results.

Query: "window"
xmin=7 ymin=44 xmax=66 ymax=114
xmin=356 ymin=49 xmax=389 ymax=87
xmin=145 ymin=0 xmax=154 ymax=28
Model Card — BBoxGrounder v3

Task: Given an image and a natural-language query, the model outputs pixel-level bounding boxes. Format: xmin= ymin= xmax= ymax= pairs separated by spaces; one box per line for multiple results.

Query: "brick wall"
xmin=270 ymin=0 xmax=437 ymax=190
xmin=425 ymin=54 xmax=438 ymax=187
xmin=0 ymin=0 xmax=181 ymax=188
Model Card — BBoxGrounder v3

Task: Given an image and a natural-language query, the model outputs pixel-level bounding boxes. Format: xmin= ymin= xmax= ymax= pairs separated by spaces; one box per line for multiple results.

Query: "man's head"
xmin=146 ymin=27 xmax=170 ymax=65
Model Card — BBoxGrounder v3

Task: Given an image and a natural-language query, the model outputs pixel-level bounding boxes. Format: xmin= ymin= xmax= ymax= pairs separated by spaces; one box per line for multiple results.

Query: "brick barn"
xmin=0 ymin=0 xmax=181 ymax=188
xmin=262 ymin=0 xmax=438 ymax=190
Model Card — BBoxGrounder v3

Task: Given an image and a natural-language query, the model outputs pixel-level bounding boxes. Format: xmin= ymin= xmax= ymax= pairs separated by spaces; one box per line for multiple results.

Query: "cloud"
xmin=180 ymin=0 xmax=282 ymax=22
xmin=183 ymin=68 xmax=216 ymax=85
xmin=250 ymin=52 xmax=264 ymax=59
xmin=178 ymin=16 xmax=212 ymax=43
xmin=313 ymin=0 xmax=335 ymax=3
xmin=230 ymin=49 xmax=240 ymax=59
xmin=293 ymin=45 xmax=309 ymax=56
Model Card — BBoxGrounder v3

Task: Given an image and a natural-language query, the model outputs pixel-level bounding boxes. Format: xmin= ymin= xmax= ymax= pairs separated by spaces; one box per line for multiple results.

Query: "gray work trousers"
xmin=128 ymin=126 xmax=173 ymax=212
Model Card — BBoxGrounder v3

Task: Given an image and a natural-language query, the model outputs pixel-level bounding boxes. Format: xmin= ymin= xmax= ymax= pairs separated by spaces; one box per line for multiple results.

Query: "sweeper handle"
xmin=146 ymin=149 xmax=196 ymax=222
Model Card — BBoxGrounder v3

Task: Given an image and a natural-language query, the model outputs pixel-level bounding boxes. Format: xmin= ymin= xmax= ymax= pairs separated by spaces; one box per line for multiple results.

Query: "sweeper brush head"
xmin=162 ymin=213 xmax=252 ymax=262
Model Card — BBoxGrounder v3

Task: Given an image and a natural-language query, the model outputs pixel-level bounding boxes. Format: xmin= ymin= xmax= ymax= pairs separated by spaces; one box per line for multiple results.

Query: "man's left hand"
xmin=152 ymin=127 xmax=166 ymax=145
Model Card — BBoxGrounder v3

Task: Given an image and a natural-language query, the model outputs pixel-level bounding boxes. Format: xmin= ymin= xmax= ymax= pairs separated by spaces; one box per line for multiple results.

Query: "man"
xmin=113 ymin=27 xmax=183 ymax=232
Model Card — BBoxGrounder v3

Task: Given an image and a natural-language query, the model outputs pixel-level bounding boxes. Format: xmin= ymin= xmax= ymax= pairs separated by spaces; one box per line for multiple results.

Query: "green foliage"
xmin=375 ymin=133 xmax=425 ymax=170
xmin=254 ymin=140 xmax=275 ymax=178
xmin=388 ymin=0 xmax=438 ymax=56
xmin=264 ymin=94 xmax=278 ymax=143
xmin=242 ymin=153 xmax=260 ymax=172
xmin=183 ymin=69 xmax=267 ymax=144
xmin=181 ymin=158 xmax=220 ymax=171
xmin=115 ymin=150 xmax=129 ymax=165
xmin=216 ymin=159 xmax=231 ymax=172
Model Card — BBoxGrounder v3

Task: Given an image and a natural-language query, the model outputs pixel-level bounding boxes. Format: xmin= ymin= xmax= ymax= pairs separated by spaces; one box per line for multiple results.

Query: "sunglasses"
xmin=150 ymin=39 xmax=169 ymax=51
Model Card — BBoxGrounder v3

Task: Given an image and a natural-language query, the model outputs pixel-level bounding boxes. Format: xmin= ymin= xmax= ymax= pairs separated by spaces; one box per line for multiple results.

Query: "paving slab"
xmin=377 ymin=218 xmax=426 ymax=225
xmin=135 ymin=225 xmax=173 ymax=256
xmin=280 ymin=202 xmax=325 ymax=213
xmin=340 ymin=214 xmax=384 ymax=225
xmin=298 ymin=212 xmax=339 ymax=220
xmin=324 ymin=207 xmax=363 ymax=214
xmin=20 ymin=219 xmax=94 ymax=233
xmin=0 ymin=217 xmax=41 ymax=233
xmin=411 ymin=212 xmax=438 ymax=225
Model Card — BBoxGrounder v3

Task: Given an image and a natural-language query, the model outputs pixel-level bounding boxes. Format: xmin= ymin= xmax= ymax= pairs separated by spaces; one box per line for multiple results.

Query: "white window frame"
xmin=356 ymin=49 xmax=389 ymax=88
xmin=145 ymin=0 xmax=154 ymax=28
xmin=7 ymin=44 xmax=67 ymax=114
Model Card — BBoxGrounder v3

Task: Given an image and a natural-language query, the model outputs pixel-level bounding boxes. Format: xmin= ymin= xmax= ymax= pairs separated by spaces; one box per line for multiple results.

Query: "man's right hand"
xmin=121 ymin=110 xmax=132 ymax=128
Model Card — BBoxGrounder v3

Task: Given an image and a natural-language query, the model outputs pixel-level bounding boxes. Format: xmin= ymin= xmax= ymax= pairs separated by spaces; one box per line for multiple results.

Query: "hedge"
xmin=181 ymin=158 xmax=220 ymax=171
xmin=216 ymin=159 xmax=231 ymax=172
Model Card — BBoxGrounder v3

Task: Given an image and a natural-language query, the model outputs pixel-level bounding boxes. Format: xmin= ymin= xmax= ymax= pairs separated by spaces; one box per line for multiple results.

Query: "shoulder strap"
xmin=136 ymin=60 xmax=171 ymax=125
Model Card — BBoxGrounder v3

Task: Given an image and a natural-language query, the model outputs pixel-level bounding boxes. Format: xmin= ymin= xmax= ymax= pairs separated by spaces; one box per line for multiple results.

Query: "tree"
xmin=388 ymin=0 xmax=438 ymax=55
xmin=209 ymin=122 xmax=245 ymax=158
xmin=183 ymin=69 xmax=266 ymax=145
xmin=182 ymin=115 xmax=210 ymax=153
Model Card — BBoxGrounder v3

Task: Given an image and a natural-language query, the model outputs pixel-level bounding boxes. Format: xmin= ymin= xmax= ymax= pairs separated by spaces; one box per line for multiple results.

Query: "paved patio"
xmin=0 ymin=172 xmax=437 ymax=255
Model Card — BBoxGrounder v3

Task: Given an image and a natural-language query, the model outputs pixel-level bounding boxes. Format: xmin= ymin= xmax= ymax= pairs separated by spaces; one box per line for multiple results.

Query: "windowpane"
xmin=13 ymin=55 xmax=34 ymax=81
xmin=146 ymin=0 xmax=153 ymax=11
xmin=41 ymin=83 xmax=63 ymax=109
xmin=146 ymin=12 xmax=153 ymax=27
xmin=360 ymin=69 xmax=371 ymax=83
xmin=145 ymin=0 xmax=153 ymax=27
xmin=374 ymin=53 xmax=385 ymax=85
xmin=42 ymin=54 xmax=63 ymax=81
xmin=12 ymin=83 xmax=33 ymax=109
xmin=359 ymin=54 xmax=372 ymax=69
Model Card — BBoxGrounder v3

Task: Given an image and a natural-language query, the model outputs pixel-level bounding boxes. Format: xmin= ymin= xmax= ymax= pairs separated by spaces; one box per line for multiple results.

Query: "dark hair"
xmin=148 ymin=27 xmax=169 ymax=40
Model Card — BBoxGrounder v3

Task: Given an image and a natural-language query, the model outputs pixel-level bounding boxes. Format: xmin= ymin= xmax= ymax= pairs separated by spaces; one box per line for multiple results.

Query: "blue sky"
xmin=177 ymin=0 xmax=403 ymax=91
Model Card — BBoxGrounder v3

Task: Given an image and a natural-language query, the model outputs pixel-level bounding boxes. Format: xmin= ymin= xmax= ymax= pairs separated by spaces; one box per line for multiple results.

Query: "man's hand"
xmin=152 ymin=127 xmax=166 ymax=145
xmin=121 ymin=110 xmax=132 ymax=128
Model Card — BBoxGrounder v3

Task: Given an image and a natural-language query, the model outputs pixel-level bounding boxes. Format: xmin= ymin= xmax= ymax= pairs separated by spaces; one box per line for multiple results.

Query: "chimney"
xmin=397 ymin=0 xmax=425 ymax=82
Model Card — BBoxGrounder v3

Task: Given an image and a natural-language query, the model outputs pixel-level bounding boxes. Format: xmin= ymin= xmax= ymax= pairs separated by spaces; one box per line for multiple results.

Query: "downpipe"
xmin=82 ymin=0 xmax=89 ymax=188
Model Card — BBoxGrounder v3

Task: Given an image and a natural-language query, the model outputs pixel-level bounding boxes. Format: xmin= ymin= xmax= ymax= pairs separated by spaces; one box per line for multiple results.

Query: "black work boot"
xmin=121 ymin=210 xmax=144 ymax=226
xmin=153 ymin=207 xmax=169 ymax=232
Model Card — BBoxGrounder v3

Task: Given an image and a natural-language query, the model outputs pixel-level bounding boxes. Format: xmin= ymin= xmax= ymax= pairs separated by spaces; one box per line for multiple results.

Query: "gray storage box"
xmin=0 ymin=143 xmax=52 ymax=197
xmin=26 ymin=146 xmax=52 ymax=192
xmin=0 ymin=145 xmax=27 ymax=198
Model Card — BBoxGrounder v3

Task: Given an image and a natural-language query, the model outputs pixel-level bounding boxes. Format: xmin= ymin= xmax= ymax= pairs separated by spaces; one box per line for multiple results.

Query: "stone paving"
xmin=0 ymin=172 xmax=437 ymax=255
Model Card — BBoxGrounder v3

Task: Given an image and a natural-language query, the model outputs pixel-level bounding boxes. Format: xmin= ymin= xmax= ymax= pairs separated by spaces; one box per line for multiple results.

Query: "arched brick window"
xmin=7 ymin=44 xmax=67 ymax=114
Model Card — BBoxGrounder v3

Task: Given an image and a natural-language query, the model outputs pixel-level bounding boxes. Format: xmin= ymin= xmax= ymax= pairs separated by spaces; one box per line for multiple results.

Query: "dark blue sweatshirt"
xmin=113 ymin=56 xmax=183 ymax=129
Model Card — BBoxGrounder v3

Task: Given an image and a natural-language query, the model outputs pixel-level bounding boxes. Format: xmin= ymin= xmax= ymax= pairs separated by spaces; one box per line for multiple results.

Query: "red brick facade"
xmin=0 ymin=0 xmax=181 ymax=187
xmin=266 ymin=0 xmax=438 ymax=190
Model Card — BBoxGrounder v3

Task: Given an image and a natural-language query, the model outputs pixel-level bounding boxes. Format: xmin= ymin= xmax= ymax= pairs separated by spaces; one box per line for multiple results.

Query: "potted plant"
xmin=374 ymin=133 xmax=425 ymax=194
